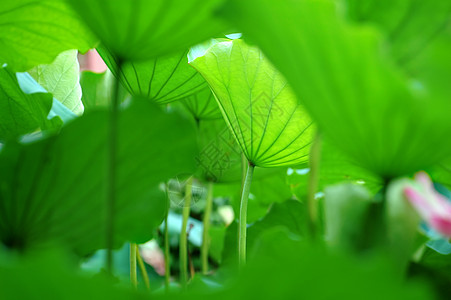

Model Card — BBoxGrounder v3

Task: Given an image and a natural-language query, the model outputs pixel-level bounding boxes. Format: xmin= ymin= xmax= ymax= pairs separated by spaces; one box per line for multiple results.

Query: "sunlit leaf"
xmin=99 ymin=49 xmax=206 ymax=104
xmin=0 ymin=0 xmax=96 ymax=71
xmin=29 ymin=50 xmax=83 ymax=115
xmin=190 ymin=39 xmax=314 ymax=168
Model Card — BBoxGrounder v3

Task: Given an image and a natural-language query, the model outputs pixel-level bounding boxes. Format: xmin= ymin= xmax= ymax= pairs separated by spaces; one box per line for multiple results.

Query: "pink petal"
xmin=430 ymin=215 xmax=451 ymax=237
xmin=404 ymin=187 xmax=433 ymax=220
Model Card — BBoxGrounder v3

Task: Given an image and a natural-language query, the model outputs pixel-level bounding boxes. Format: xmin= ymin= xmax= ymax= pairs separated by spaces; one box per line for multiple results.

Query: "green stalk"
xmin=164 ymin=193 xmax=170 ymax=293
xmin=130 ymin=243 xmax=137 ymax=288
xmin=239 ymin=162 xmax=255 ymax=267
xmin=180 ymin=176 xmax=193 ymax=287
xmin=201 ymin=181 xmax=214 ymax=275
xmin=106 ymin=58 xmax=122 ymax=273
xmin=136 ymin=246 xmax=150 ymax=291
xmin=307 ymin=132 xmax=322 ymax=240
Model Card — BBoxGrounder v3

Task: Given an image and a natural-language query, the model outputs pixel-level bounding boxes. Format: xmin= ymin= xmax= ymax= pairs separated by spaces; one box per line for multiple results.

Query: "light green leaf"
xmin=226 ymin=0 xmax=451 ymax=178
xmin=190 ymin=39 xmax=314 ymax=168
xmin=0 ymin=66 xmax=62 ymax=141
xmin=29 ymin=50 xmax=83 ymax=115
xmin=99 ymin=49 xmax=207 ymax=104
xmin=344 ymin=0 xmax=451 ymax=65
xmin=0 ymin=99 xmax=197 ymax=255
xmin=0 ymin=0 xmax=96 ymax=71
xmin=67 ymin=0 xmax=228 ymax=61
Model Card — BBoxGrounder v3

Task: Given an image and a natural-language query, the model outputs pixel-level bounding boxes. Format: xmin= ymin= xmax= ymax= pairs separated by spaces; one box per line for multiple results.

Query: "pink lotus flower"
xmin=404 ymin=172 xmax=451 ymax=237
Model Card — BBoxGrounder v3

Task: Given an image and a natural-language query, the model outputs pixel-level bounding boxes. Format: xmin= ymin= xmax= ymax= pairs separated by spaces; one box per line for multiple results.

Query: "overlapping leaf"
xmin=226 ymin=0 xmax=451 ymax=178
xmin=0 ymin=0 xmax=95 ymax=71
xmin=181 ymin=87 xmax=222 ymax=121
xmin=99 ymin=49 xmax=206 ymax=104
xmin=80 ymin=71 xmax=112 ymax=111
xmin=344 ymin=0 xmax=451 ymax=65
xmin=67 ymin=0 xmax=228 ymax=61
xmin=29 ymin=50 xmax=83 ymax=115
xmin=190 ymin=39 xmax=314 ymax=168
xmin=0 ymin=99 xmax=197 ymax=255
xmin=195 ymin=118 xmax=242 ymax=183
xmin=0 ymin=66 xmax=61 ymax=141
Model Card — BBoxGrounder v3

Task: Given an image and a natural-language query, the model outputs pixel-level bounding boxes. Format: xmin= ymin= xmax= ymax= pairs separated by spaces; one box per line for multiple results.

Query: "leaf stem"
xmin=106 ymin=57 xmax=122 ymax=273
xmin=201 ymin=181 xmax=214 ymax=275
xmin=307 ymin=132 xmax=322 ymax=240
xmin=130 ymin=243 xmax=137 ymax=288
xmin=136 ymin=245 xmax=150 ymax=291
xmin=180 ymin=176 xmax=193 ymax=287
xmin=239 ymin=161 xmax=254 ymax=267
xmin=164 ymin=192 xmax=170 ymax=293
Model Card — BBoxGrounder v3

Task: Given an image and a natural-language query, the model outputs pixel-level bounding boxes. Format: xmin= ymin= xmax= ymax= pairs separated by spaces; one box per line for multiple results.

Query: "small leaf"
xmin=80 ymin=71 xmax=112 ymax=111
xmin=100 ymin=49 xmax=207 ymax=104
xmin=29 ymin=50 xmax=83 ymax=115
xmin=0 ymin=66 xmax=61 ymax=141
xmin=180 ymin=87 xmax=222 ymax=121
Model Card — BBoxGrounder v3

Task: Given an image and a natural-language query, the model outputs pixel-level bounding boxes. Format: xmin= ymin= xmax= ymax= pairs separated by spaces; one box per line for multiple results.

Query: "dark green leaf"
xmin=0 ymin=99 xmax=197 ymax=255
xmin=0 ymin=66 xmax=61 ymax=141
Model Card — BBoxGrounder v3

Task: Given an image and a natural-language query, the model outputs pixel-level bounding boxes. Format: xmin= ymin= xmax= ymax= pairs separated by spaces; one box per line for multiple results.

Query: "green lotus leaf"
xmin=195 ymin=118 xmax=242 ymax=183
xmin=29 ymin=50 xmax=83 ymax=115
xmin=181 ymin=86 xmax=222 ymax=121
xmin=0 ymin=99 xmax=197 ymax=255
xmin=226 ymin=0 xmax=451 ymax=178
xmin=0 ymin=66 xmax=62 ymax=141
xmin=0 ymin=0 xmax=96 ymax=71
xmin=190 ymin=39 xmax=314 ymax=168
xmin=80 ymin=71 xmax=112 ymax=111
xmin=99 ymin=49 xmax=206 ymax=104
xmin=344 ymin=0 xmax=451 ymax=65
xmin=67 ymin=0 xmax=228 ymax=61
